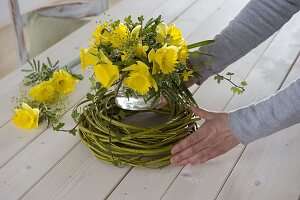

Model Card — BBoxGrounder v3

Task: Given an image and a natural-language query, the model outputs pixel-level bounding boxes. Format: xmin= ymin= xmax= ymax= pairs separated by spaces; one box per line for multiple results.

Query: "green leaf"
xmin=231 ymin=87 xmax=244 ymax=95
xmin=241 ymin=81 xmax=248 ymax=87
xmin=71 ymin=109 xmax=79 ymax=119
xmin=69 ymin=129 xmax=77 ymax=136
xmin=226 ymin=72 xmax=234 ymax=76
xmin=187 ymin=40 xmax=214 ymax=49
xmin=86 ymin=93 xmax=95 ymax=101
xmin=214 ymin=75 xmax=224 ymax=84
xmin=89 ymin=77 xmax=96 ymax=90
xmin=138 ymin=15 xmax=144 ymax=22
xmin=53 ymin=122 xmax=65 ymax=131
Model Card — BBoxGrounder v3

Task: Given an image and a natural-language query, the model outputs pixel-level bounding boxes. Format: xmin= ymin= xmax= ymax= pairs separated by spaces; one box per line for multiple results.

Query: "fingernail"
xmin=170 ymin=157 xmax=177 ymax=164
xmin=171 ymin=148 xmax=176 ymax=154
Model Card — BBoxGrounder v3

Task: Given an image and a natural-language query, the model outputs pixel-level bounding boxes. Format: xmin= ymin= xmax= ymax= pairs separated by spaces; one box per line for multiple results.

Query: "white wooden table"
xmin=0 ymin=0 xmax=300 ymax=199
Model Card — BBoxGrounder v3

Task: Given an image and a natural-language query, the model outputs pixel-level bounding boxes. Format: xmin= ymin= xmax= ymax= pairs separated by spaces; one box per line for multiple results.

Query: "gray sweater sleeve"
xmin=189 ymin=0 xmax=300 ymax=144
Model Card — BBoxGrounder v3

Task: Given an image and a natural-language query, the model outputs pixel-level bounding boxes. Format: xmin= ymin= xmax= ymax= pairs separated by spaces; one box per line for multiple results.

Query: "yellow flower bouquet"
xmin=12 ymin=58 xmax=82 ymax=134
xmin=75 ymin=15 xmax=220 ymax=169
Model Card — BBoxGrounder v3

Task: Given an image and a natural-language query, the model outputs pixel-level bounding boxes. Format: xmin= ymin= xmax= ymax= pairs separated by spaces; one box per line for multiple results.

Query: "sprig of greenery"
xmin=214 ymin=72 xmax=248 ymax=94
xmin=22 ymin=57 xmax=59 ymax=86
xmin=22 ymin=57 xmax=83 ymax=86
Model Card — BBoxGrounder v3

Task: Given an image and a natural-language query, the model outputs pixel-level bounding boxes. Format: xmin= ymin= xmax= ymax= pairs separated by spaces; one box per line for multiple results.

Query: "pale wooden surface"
xmin=0 ymin=0 xmax=299 ymax=199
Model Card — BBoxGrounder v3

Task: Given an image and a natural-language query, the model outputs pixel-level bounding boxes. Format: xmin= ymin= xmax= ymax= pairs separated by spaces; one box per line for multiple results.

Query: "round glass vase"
xmin=115 ymin=86 xmax=158 ymax=111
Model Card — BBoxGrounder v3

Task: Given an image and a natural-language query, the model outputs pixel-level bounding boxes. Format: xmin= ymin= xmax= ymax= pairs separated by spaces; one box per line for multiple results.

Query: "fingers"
xmin=171 ymin=127 xmax=208 ymax=155
xmin=170 ymin=138 xmax=208 ymax=164
xmin=177 ymin=148 xmax=222 ymax=166
xmin=190 ymin=105 xmax=213 ymax=120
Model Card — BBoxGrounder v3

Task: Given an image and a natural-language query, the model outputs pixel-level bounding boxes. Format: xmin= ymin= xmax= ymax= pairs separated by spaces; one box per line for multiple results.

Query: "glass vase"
xmin=115 ymin=86 xmax=158 ymax=111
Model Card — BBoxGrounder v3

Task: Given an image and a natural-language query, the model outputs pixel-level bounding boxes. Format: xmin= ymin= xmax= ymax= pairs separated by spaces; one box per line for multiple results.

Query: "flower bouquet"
xmin=12 ymin=15 xmax=246 ymax=169
xmin=76 ymin=15 xmax=217 ymax=169
xmin=12 ymin=58 xmax=82 ymax=133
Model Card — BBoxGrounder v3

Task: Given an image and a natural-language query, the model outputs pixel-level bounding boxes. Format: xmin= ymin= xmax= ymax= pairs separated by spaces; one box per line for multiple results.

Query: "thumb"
xmin=190 ymin=105 xmax=213 ymax=120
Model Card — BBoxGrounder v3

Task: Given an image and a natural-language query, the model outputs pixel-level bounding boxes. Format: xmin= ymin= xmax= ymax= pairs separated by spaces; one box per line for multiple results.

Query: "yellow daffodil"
xmin=12 ymin=103 xmax=39 ymax=129
xmin=92 ymin=22 xmax=110 ymax=45
xmin=134 ymin=42 xmax=149 ymax=58
xmin=167 ymin=24 xmax=184 ymax=47
xmin=155 ymin=23 xmax=185 ymax=47
xmin=80 ymin=47 xmax=100 ymax=71
xmin=52 ymin=70 xmax=79 ymax=94
xmin=110 ymin=23 xmax=129 ymax=49
xmin=178 ymin=41 xmax=188 ymax=64
xmin=28 ymin=80 xmax=56 ymax=103
xmin=183 ymin=70 xmax=193 ymax=81
xmin=123 ymin=61 xmax=157 ymax=94
xmin=94 ymin=63 xmax=119 ymax=88
xmin=148 ymin=45 xmax=178 ymax=74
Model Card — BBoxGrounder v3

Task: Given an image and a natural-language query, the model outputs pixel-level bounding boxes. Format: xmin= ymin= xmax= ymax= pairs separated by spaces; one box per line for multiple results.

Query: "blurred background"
xmin=0 ymin=0 xmax=121 ymax=79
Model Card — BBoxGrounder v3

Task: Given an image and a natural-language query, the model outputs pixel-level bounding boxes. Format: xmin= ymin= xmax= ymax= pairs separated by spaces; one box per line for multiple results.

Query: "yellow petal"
xmin=123 ymin=72 xmax=151 ymax=95
xmin=99 ymin=49 xmax=112 ymax=64
xmin=28 ymin=80 xmax=56 ymax=103
xmin=12 ymin=103 xmax=39 ymax=129
xmin=131 ymin=25 xmax=141 ymax=38
xmin=155 ymin=22 xmax=168 ymax=44
xmin=94 ymin=63 xmax=119 ymax=88
xmin=80 ymin=47 xmax=100 ymax=71
xmin=52 ymin=70 xmax=78 ymax=94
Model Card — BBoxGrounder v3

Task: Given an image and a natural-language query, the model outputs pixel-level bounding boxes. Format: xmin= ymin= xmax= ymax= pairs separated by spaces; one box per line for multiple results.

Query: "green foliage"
xmin=22 ymin=57 xmax=83 ymax=86
xmin=22 ymin=57 xmax=59 ymax=86
xmin=187 ymin=40 xmax=214 ymax=49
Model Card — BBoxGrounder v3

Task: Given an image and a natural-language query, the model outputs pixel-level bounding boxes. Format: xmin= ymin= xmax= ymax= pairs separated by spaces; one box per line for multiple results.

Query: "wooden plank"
xmin=161 ymin=10 xmax=300 ymax=200
xmin=0 ymin=0 xmax=200 ymax=199
xmin=21 ymin=142 xmax=130 ymax=200
xmin=216 ymin=55 xmax=300 ymax=200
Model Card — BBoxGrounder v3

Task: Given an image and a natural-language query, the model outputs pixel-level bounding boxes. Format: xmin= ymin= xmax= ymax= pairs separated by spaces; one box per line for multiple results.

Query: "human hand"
xmin=170 ymin=105 xmax=239 ymax=165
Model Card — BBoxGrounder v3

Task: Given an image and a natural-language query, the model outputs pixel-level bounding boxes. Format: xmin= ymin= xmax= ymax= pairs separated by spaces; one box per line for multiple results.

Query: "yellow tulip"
xmin=51 ymin=70 xmax=79 ymax=94
xmin=94 ymin=63 xmax=119 ymax=88
xmin=12 ymin=103 xmax=39 ymax=129
xmin=28 ymin=80 xmax=56 ymax=103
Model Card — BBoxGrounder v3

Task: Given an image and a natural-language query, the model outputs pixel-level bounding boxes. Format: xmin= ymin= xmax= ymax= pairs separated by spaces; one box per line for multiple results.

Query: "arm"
xmin=189 ymin=0 xmax=300 ymax=83
xmin=170 ymin=0 xmax=300 ymax=165
xmin=230 ymin=78 xmax=300 ymax=144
